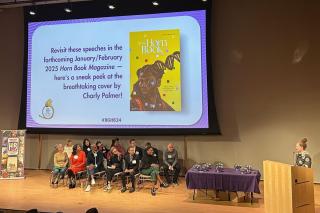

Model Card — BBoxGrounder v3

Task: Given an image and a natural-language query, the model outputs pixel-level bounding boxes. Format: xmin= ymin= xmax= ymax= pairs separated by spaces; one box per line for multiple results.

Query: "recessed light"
xmin=64 ymin=7 xmax=72 ymax=13
xmin=108 ymin=4 xmax=115 ymax=10
xmin=152 ymin=1 xmax=159 ymax=6
xmin=29 ymin=10 xmax=36 ymax=15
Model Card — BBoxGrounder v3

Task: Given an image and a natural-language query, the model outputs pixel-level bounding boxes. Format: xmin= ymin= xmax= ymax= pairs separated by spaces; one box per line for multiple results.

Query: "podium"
xmin=263 ymin=160 xmax=315 ymax=213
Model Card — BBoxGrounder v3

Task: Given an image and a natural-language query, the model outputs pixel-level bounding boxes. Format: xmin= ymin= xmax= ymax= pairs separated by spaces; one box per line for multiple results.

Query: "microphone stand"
xmin=292 ymin=151 xmax=297 ymax=166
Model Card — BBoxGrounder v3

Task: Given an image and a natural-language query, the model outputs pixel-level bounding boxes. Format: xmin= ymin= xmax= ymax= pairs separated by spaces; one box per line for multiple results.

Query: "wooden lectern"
xmin=263 ymin=160 xmax=315 ymax=213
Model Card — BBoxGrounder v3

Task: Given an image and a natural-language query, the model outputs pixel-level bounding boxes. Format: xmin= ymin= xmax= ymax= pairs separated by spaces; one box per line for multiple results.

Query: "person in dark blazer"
xmin=129 ymin=138 xmax=144 ymax=160
xmin=120 ymin=146 xmax=140 ymax=193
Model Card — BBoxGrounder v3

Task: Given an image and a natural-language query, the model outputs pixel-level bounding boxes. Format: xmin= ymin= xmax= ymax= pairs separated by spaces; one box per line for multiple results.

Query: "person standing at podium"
xmin=295 ymin=138 xmax=312 ymax=168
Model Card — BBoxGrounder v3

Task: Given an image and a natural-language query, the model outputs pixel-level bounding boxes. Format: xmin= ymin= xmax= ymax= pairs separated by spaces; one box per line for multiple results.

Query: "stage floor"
xmin=0 ymin=170 xmax=319 ymax=213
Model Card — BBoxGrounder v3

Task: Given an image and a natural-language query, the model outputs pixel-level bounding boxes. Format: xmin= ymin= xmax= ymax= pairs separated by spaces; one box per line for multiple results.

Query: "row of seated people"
xmin=52 ymin=139 xmax=180 ymax=196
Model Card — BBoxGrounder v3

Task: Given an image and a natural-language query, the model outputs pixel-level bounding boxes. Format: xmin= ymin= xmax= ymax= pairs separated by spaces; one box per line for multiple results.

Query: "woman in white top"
xmin=64 ymin=139 xmax=73 ymax=158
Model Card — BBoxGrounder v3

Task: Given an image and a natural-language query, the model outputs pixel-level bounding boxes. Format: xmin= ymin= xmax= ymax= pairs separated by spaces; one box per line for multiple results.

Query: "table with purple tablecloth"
xmin=185 ymin=168 xmax=261 ymax=201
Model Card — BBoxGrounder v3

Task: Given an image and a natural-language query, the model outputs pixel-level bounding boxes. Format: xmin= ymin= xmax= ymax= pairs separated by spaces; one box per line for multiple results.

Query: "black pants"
xmin=121 ymin=171 xmax=138 ymax=188
xmin=67 ymin=169 xmax=76 ymax=188
xmin=163 ymin=163 xmax=180 ymax=183
xmin=106 ymin=168 xmax=122 ymax=182
xmin=67 ymin=169 xmax=75 ymax=178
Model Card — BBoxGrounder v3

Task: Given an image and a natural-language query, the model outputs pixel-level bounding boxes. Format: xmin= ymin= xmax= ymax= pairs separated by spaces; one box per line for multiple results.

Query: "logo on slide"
xmin=39 ymin=99 xmax=54 ymax=119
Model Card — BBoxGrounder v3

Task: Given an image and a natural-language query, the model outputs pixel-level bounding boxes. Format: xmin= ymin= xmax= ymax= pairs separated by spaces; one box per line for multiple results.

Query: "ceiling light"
xmin=29 ymin=1 xmax=36 ymax=16
xmin=64 ymin=7 xmax=72 ymax=13
xmin=64 ymin=0 xmax=72 ymax=13
xmin=108 ymin=4 xmax=115 ymax=10
xmin=152 ymin=1 xmax=159 ymax=6
xmin=29 ymin=10 xmax=36 ymax=15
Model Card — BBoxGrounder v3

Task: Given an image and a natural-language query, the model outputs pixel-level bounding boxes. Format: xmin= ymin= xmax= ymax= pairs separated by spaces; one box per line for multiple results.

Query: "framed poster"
xmin=0 ymin=130 xmax=25 ymax=179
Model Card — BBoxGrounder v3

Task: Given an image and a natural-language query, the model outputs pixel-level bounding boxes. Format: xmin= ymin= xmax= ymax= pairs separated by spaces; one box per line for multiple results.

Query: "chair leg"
xmin=193 ymin=189 xmax=196 ymax=200
xmin=137 ymin=179 xmax=143 ymax=191
xmin=49 ymin=173 xmax=54 ymax=187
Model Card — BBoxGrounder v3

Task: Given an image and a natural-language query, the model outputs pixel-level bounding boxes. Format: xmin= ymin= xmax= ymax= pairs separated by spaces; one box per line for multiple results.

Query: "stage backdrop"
xmin=0 ymin=130 xmax=25 ymax=179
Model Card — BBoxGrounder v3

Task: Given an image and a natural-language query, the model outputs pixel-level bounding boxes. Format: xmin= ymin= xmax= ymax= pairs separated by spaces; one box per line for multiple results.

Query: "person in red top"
xmin=67 ymin=144 xmax=86 ymax=188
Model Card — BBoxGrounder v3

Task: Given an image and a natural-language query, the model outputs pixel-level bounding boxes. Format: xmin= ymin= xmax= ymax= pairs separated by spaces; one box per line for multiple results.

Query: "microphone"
xmin=292 ymin=151 xmax=297 ymax=166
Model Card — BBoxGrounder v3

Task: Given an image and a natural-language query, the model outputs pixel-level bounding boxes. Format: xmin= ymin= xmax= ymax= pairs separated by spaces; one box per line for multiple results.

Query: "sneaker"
xmin=69 ymin=182 xmax=76 ymax=189
xmin=91 ymin=178 xmax=96 ymax=185
xmin=71 ymin=178 xmax=76 ymax=188
xmin=104 ymin=183 xmax=112 ymax=192
xmin=85 ymin=185 xmax=91 ymax=192
xmin=160 ymin=182 xmax=169 ymax=188
xmin=54 ymin=177 xmax=59 ymax=185
xmin=151 ymin=188 xmax=156 ymax=196
xmin=121 ymin=187 xmax=127 ymax=193
xmin=68 ymin=179 xmax=74 ymax=189
xmin=129 ymin=188 xmax=135 ymax=193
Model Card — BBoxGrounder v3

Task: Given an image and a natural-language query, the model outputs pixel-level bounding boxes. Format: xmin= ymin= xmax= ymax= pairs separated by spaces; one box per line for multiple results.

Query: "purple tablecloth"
xmin=185 ymin=168 xmax=261 ymax=193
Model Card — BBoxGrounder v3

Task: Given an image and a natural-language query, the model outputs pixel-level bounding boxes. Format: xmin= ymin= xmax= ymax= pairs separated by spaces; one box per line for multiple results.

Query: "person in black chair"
xmin=120 ymin=145 xmax=139 ymax=193
xmin=143 ymin=142 xmax=159 ymax=161
xmin=104 ymin=147 xmax=123 ymax=191
xmin=83 ymin=138 xmax=91 ymax=157
xmin=163 ymin=143 xmax=181 ymax=185
xmin=85 ymin=144 xmax=104 ymax=192
xmin=141 ymin=146 xmax=168 ymax=196
xmin=129 ymin=138 xmax=144 ymax=160
xmin=96 ymin=141 xmax=109 ymax=157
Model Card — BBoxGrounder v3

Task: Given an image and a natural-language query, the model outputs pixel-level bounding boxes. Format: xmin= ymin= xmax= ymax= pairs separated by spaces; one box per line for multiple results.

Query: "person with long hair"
xmin=104 ymin=147 xmax=123 ymax=192
xmin=67 ymin=144 xmax=86 ymax=188
xmin=83 ymin=138 xmax=91 ymax=157
xmin=107 ymin=138 xmax=125 ymax=159
xmin=295 ymin=138 xmax=312 ymax=168
xmin=85 ymin=144 xmax=104 ymax=192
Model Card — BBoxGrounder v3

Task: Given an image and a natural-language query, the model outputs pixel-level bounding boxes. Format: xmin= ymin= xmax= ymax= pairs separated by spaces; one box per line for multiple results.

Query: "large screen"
xmin=22 ymin=0 xmax=220 ymax=135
